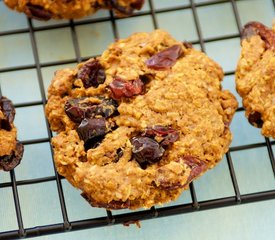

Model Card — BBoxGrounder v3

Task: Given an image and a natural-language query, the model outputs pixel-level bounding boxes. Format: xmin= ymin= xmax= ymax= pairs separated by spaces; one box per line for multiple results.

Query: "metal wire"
xmin=0 ymin=0 xmax=275 ymax=239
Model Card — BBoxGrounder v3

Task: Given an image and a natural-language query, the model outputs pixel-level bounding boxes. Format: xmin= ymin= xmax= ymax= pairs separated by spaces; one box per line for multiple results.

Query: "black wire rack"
xmin=0 ymin=0 xmax=275 ymax=239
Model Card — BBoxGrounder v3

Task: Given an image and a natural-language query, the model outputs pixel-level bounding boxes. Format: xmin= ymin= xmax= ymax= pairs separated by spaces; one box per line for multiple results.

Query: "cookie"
xmin=236 ymin=21 xmax=275 ymax=138
xmin=4 ymin=0 xmax=144 ymax=20
xmin=45 ymin=30 xmax=238 ymax=209
xmin=0 ymin=97 xmax=24 ymax=171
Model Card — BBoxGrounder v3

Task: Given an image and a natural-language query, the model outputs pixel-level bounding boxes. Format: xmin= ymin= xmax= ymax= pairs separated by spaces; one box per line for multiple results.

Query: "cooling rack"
xmin=0 ymin=0 xmax=275 ymax=239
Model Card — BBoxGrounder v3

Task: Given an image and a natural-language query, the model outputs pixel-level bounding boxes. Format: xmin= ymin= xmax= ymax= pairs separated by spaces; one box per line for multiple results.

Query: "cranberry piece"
xmin=241 ymin=21 xmax=275 ymax=49
xmin=156 ymin=156 xmax=207 ymax=190
xmin=145 ymin=45 xmax=183 ymax=70
xmin=131 ymin=137 xmax=165 ymax=166
xmin=25 ymin=4 xmax=52 ymax=20
xmin=183 ymin=156 xmax=207 ymax=184
xmin=143 ymin=125 xmax=179 ymax=146
xmin=81 ymin=193 xmax=131 ymax=209
xmin=93 ymin=98 xmax=118 ymax=118
xmin=77 ymin=118 xmax=107 ymax=149
xmin=130 ymin=0 xmax=144 ymax=10
xmin=131 ymin=126 xmax=179 ymax=168
xmin=0 ymin=141 xmax=24 ymax=171
xmin=109 ymin=0 xmax=132 ymax=15
xmin=248 ymin=111 xmax=263 ymax=128
xmin=78 ymin=60 xmax=106 ymax=88
xmin=65 ymin=97 xmax=117 ymax=123
xmin=0 ymin=97 xmax=15 ymax=131
xmin=109 ymin=77 xmax=144 ymax=100
xmin=108 ymin=0 xmax=144 ymax=15
xmin=65 ymin=98 xmax=86 ymax=123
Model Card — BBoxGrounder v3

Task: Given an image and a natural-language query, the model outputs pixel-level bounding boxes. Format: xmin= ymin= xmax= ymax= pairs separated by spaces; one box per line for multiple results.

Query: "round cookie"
xmin=45 ymin=30 xmax=238 ymax=209
xmin=236 ymin=21 xmax=275 ymax=138
xmin=4 ymin=0 xmax=144 ymax=20
xmin=0 ymin=97 xmax=24 ymax=171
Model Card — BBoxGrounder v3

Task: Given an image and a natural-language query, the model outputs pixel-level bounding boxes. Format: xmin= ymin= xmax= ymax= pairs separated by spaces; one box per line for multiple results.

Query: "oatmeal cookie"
xmin=236 ymin=21 xmax=275 ymax=138
xmin=45 ymin=30 xmax=238 ymax=209
xmin=4 ymin=0 xmax=144 ymax=20
xmin=0 ymin=97 xmax=24 ymax=171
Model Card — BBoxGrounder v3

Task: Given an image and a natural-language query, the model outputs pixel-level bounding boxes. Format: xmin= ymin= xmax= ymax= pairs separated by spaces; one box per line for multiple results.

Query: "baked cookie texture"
xmin=0 ymin=97 xmax=24 ymax=171
xmin=45 ymin=30 xmax=238 ymax=209
xmin=4 ymin=0 xmax=144 ymax=20
xmin=236 ymin=21 xmax=275 ymax=138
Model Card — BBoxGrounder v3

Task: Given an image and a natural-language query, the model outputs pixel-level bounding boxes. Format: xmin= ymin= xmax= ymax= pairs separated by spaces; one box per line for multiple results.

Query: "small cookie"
xmin=4 ymin=0 xmax=144 ymax=20
xmin=0 ymin=97 xmax=24 ymax=171
xmin=236 ymin=21 xmax=275 ymax=138
xmin=45 ymin=30 xmax=238 ymax=209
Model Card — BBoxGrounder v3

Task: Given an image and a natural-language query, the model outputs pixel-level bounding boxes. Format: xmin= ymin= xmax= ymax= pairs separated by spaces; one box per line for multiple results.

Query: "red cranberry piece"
xmin=156 ymin=156 xmax=207 ymax=190
xmin=130 ymin=0 xmax=144 ymax=10
xmin=25 ymin=4 xmax=52 ymax=21
xmin=77 ymin=118 xmax=107 ymax=149
xmin=108 ymin=0 xmax=144 ymax=15
xmin=93 ymin=98 xmax=118 ymax=118
xmin=145 ymin=45 xmax=183 ymax=70
xmin=241 ymin=21 xmax=275 ymax=49
xmin=248 ymin=111 xmax=263 ymax=128
xmin=65 ymin=98 xmax=87 ymax=123
xmin=183 ymin=156 xmax=207 ymax=184
xmin=0 ymin=96 xmax=15 ymax=131
xmin=109 ymin=0 xmax=132 ymax=15
xmin=78 ymin=60 xmax=106 ymax=88
xmin=109 ymin=77 xmax=144 ymax=100
xmin=65 ymin=97 xmax=117 ymax=123
xmin=0 ymin=141 xmax=24 ymax=171
xmin=143 ymin=125 xmax=179 ymax=147
xmin=131 ymin=136 xmax=165 ymax=166
xmin=81 ymin=193 xmax=131 ymax=209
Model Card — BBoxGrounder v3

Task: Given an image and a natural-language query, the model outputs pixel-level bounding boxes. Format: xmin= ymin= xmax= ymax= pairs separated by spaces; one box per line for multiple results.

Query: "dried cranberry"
xmin=131 ymin=137 xmax=165 ymax=166
xmin=65 ymin=97 xmax=117 ymax=123
xmin=109 ymin=77 xmax=144 ymax=100
xmin=248 ymin=111 xmax=263 ymax=128
xmin=107 ymin=0 xmax=144 ymax=15
xmin=130 ymin=0 xmax=144 ymax=10
xmin=78 ymin=60 xmax=106 ymax=88
xmin=65 ymin=98 xmax=86 ymax=123
xmin=0 ymin=141 xmax=24 ymax=171
xmin=156 ymin=156 xmax=207 ymax=190
xmin=145 ymin=45 xmax=183 ymax=70
xmin=25 ymin=4 xmax=52 ymax=21
xmin=93 ymin=98 xmax=118 ymax=118
xmin=241 ymin=21 xmax=275 ymax=49
xmin=183 ymin=156 xmax=207 ymax=184
xmin=0 ymin=97 xmax=15 ymax=131
xmin=109 ymin=0 xmax=132 ymax=15
xmin=77 ymin=118 xmax=107 ymax=149
xmin=143 ymin=125 xmax=179 ymax=147
xmin=82 ymin=193 xmax=131 ymax=209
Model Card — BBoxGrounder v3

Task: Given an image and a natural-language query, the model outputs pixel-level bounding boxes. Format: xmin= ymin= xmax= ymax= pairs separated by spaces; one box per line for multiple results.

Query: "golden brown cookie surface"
xmin=236 ymin=21 xmax=275 ymax=138
xmin=45 ymin=30 xmax=238 ymax=209
xmin=4 ymin=0 xmax=144 ymax=20
xmin=0 ymin=97 xmax=24 ymax=171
